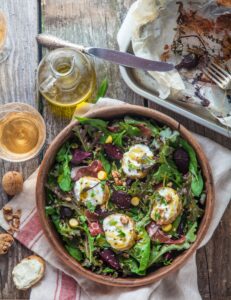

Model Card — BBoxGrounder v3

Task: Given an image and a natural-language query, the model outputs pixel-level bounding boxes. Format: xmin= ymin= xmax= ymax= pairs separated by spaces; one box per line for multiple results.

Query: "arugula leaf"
xmin=129 ymin=228 xmax=151 ymax=275
xmin=98 ymin=151 xmax=111 ymax=173
xmin=56 ymin=144 xmax=72 ymax=192
xmin=180 ymin=139 xmax=204 ymax=197
xmin=111 ymin=130 xmax=126 ymax=147
xmin=94 ymin=78 xmax=108 ymax=103
xmin=82 ymin=222 xmax=95 ymax=264
xmin=66 ymin=245 xmax=83 ymax=262
xmin=119 ymin=121 xmax=141 ymax=137
xmin=148 ymin=222 xmax=197 ymax=267
xmin=76 ymin=116 xmax=108 ymax=132
xmin=86 ymin=201 xmax=96 ymax=213
xmin=153 ymin=163 xmax=182 ymax=186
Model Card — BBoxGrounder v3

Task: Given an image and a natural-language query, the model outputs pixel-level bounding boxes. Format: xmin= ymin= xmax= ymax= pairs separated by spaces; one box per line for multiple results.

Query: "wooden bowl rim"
xmin=36 ymin=104 xmax=214 ymax=287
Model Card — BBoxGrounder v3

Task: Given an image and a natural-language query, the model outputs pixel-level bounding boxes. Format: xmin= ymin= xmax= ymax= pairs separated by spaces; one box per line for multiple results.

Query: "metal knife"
xmin=36 ymin=34 xmax=174 ymax=72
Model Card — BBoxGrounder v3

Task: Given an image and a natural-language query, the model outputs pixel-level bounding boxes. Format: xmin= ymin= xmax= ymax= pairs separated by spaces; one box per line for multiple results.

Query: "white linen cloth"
xmin=0 ymin=98 xmax=231 ymax=300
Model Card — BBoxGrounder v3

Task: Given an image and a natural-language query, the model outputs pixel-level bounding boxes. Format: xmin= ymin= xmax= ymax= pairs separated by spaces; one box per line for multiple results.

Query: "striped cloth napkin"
xmin=0 ymin=98 xmax=231 ymax=300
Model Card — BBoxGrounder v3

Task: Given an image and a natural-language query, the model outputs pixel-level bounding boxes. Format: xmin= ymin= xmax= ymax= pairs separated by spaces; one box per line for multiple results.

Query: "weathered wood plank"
xmin=0 ymin=0 xmax=38 ymax=299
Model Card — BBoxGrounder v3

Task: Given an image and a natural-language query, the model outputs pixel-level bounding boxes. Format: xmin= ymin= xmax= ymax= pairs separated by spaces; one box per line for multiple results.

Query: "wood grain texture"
xmin=0 ymin=0 xmax=38 ymax=299
xmin=0 ymin=0 xmax=230 ymax=298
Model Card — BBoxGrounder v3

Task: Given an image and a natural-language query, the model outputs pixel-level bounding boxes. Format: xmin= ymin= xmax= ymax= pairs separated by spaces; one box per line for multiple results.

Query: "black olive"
xmin=60 ymin=206 xmax=73 ymax=219
xmin=173 ymin=148 xmax=189 ymax=174
xmin=175 ymin=53 xmax=200 ymax=70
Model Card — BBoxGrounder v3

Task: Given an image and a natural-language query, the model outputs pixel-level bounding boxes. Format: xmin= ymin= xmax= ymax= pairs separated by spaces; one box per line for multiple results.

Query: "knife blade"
xmin=36 ymin=34 xmax=174 ymax=72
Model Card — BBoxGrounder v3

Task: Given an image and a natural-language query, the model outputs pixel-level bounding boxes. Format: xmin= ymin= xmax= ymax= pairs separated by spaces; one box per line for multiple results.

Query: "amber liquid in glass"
xmin=0 ymin=112 xmax=43 ymax=156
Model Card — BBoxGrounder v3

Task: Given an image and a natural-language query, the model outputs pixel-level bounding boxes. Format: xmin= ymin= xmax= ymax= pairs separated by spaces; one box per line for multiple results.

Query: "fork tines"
xmin=203 ymin=61 xmax=231 ymax=90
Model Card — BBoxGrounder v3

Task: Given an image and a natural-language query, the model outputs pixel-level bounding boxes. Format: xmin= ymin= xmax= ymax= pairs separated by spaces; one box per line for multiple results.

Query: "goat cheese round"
xmin=103 ymin=213 xmax=136 ymax=251
xmin=122 ymin=144 xmax=154 ymax=178
xmin=74 ymin=176 xmax=110 ymax=206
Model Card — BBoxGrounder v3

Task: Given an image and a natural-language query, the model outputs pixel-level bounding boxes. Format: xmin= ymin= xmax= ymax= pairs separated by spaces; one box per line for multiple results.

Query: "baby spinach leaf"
xmin=129 ymin=229 xmax=151 ymax=274
xmin=180 ymin=139 xmax=204 ymax=196
xmin=56 ymin=144 xmax=72 ymax=192
xmin=120 ymin=257 xmax=139 ymax=275
xmin=66 ymin=245 xmax=83 ymax=262
xmin=191 ymin=171 xmax=204 ymax=197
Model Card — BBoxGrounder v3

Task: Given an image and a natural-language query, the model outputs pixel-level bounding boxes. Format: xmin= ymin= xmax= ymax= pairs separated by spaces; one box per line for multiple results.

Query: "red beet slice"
xmin=173 ymin=148 xmax=189 ymax=174
xmin=100 ymin=249 xmax=121 ymax=270
xmin=73 ymin=160 xmax=103 ymax=181
xmin=146 ymin=222 xmax=185 ymax=244
xmin=111 ymin=190 xmax=131 ymax=209
xmin=104 ymin=144 xmax=123 ymax=160
xmin=71 ymin=149 xmax=91 ymax=165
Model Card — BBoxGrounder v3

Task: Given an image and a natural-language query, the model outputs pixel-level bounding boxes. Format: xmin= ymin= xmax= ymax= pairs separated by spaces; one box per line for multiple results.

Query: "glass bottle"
xmin=37 ymin=48 xmax=96 ymax=108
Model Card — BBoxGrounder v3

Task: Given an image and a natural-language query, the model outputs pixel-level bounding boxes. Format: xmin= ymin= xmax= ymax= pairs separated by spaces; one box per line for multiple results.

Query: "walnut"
xmin=112 ymin=170 xmax=123 ymax=186
xmin=0 ymin=233 xmax=14 ymax=255
xmin=120 ymin=215 xmax=129 ymax=225
xmin=13 ymin=209 xmax=22 ymax=219
xmin=12 ymin=217 xmax=20 ymax=230
xmin=3 ymin=205 xmax=13 ymax=222
xmin=2 ymin=171 xmax=23 ymax=196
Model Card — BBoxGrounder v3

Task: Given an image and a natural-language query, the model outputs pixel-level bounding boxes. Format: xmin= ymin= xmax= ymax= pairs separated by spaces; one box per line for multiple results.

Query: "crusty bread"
xmin=12 ymin=255 xmax=45 ymax=290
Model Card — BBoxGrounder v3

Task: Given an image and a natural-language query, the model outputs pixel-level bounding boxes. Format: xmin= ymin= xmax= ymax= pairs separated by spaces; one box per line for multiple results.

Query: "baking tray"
xmin=119 ymin=44 xmax=230 ymax=138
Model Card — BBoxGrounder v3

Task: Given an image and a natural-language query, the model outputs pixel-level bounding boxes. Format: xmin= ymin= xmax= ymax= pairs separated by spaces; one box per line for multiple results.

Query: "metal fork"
xmin=203 ymin=61 xmax=231 ymax=90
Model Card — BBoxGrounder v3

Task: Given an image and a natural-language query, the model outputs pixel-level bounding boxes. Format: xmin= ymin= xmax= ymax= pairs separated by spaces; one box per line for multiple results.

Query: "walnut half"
xmin=0 ymin=233 xmax=14 ymax=255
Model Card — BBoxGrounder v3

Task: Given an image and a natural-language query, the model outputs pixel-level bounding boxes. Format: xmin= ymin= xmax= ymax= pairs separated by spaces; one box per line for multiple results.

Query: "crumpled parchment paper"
xmin=130 ymin=0 xmax=231 ymax=128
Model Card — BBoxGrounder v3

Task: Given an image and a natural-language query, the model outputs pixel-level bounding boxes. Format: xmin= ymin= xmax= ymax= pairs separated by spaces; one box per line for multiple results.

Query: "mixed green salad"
xmin=45 ymin=116 xmax=206 ymax=277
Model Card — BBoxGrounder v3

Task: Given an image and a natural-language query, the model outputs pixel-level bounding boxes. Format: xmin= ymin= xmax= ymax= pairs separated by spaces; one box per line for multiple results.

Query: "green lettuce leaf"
xmin=129 ymin=229 xmax=151 ymax=275
xmin=148 ymin=222 xmax=198 ymax=267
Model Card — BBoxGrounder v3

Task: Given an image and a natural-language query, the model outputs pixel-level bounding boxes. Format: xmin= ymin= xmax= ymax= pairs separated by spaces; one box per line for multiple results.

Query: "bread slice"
xmin=12 ymin=255 xmax=45 ymax=290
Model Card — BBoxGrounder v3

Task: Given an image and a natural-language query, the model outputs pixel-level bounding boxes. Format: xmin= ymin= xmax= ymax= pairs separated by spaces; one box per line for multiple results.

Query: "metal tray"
xmin=119 ymin=44 xmax=230 ymax=137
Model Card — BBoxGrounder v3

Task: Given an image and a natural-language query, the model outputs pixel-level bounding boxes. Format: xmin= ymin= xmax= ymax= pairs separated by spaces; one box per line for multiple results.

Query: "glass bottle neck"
xmin=50 ymin=55 xmax=80 ymax=91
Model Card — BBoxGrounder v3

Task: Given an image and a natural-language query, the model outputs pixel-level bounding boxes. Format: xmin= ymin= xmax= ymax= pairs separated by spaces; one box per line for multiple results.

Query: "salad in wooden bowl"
xmin=36 ymin=105 xmax=214 ymax=287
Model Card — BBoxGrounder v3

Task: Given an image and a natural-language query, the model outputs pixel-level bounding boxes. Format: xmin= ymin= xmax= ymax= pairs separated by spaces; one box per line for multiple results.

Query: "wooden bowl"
xmin=36 ymin=104 xmax=214 ymax=287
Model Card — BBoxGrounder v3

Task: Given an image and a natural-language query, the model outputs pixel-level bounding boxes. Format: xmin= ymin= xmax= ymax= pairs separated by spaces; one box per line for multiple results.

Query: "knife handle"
xmin=36 ymin=34 xmax=86 ymax=53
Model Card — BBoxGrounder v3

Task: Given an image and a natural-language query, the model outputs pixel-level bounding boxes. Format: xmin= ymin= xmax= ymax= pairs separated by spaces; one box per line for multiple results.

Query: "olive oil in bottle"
xmin=38 ymin=48 xmax=96 ymax=109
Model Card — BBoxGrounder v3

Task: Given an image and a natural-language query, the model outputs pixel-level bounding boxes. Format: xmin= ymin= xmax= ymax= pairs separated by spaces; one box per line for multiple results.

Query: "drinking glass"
xmin=0 ymin=103 xmax=46 ymax=162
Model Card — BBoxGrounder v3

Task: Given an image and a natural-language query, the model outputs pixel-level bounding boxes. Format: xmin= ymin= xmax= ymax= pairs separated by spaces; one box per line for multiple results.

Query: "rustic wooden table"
xmin=0 ymin=1 xmax=230 ymax=299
